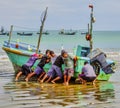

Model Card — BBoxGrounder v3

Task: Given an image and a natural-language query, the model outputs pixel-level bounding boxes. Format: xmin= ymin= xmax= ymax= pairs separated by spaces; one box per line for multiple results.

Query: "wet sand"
xmin=0 ymin=51 xmax=120 ymax=108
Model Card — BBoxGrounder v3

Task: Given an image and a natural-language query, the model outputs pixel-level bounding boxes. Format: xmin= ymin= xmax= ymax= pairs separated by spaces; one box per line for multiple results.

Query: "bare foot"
xmin=15 ymin=78 xmax=18 ymax=82
xmin=25 ymin=78 xmax=28 ymax=82
xmin=63 ymin=82 xmax=66 ymax=85
xmin=63 ymin=82 xmax=69 ymax=86
xmin=82 ymin=80 xmax=86 ymax=85
xmin=45 ymin=80 xmax=49 ymax=83
xmin=40 ymin=80 xmax=43 ymax=83
xmin=66 ymin=82 xmax=69 ymax=86
xmin=37 ymin=79 xmax=40 ymax=82
xmin=51 ymin=81 xmax=56 ymax=84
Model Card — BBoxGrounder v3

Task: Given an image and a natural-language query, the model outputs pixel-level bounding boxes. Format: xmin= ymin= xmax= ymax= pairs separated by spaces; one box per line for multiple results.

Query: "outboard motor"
xmin=87 ymin=48 xmax=115 ymax=74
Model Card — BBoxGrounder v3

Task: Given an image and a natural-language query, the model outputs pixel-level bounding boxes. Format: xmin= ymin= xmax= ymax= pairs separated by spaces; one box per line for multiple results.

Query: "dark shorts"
xmin=64 ymin=68 xmax=74 ymax=77
xmin=21 ymin=64 xmax=31 ymax=75
xmin=35 ymin=66 xmax=45 ymax=75
xmin=47 ymin=68 xmax=56 ymax=78
xmin=47 ymin=65 xmax=62 ymax=78
xmin=79 ymin=74 xmax=96 ymax=82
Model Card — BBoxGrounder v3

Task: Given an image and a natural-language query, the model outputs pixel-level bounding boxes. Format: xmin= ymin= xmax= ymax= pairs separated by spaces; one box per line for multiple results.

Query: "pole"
xmin=36 ymin=7 xmax=48 ymax=53
xmin=89 ymin=5 xmax=94 ymax=51
xmin=8 ymin=25 xmax=13 ymax=45
xmin=88 ymin=23 xmax=90 ymax=34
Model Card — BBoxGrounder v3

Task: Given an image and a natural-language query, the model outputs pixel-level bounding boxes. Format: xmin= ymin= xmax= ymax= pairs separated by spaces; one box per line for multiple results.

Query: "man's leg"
xmin=41 ymin=65 xmax=55 ymax=83
xmin=79 ymin=75 xmax=86 ymax=84
xmin=46 ymin=69 xmax=56 ymax=83
xmin=40 ymin=74 xmax=48 ymax=83
xmin=66 ymin=68 xmax=74 ymax=85
xmin=51 ymin=66 xmax=62 ymax=84
xmin=25 ymin=72 xmax=36 ymax=82
xmin=38 ymin=72 xmax=46 ymax=81
xmin=63 ymin=69 xmax=68 ymax=85
xmin=45 ymin=76 xmax=52 ymax=83
xmin=51 ymin=76 xmax=61 ymax=84
xmin=15 ymin=71 xmax=22 ymax=81
xmin=63 ymin=75 xmax=67 ymax=85
xmin=66 ymin=75 xmax=71 ymax=85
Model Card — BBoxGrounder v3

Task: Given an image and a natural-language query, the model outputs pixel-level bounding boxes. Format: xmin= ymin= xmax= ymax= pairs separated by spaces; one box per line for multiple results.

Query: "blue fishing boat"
xmin=2 ymin=6 xmax=115 ymax=81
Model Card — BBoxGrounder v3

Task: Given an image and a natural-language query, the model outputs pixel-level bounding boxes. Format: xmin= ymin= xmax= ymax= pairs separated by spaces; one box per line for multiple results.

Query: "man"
xmin=40 ymin=50 xmax=68 ymax=84
xmin=50 ymin=50 xmax=57 ymax=64
xmin=15 ymin=53 xmax=41 ymax=81
xmin=25 ymin=49 xmax=51 ymax=82
xmin=78 ymin=61 xmax=96 ymax=84
xmin=40 ymin=50 xmax=57 ymax=83
xmin=63 ymin=55 xmax=77 ymax=86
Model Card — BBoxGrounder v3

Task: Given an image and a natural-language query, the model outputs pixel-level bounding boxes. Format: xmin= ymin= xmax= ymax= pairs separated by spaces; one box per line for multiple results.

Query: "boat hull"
xmin=17 ymin=32 xmax=33 ymax=36
xmin=3 ymin=46 xmax=112 ymax=81
xmin=59 ymin=32 xmax=76 ymax=35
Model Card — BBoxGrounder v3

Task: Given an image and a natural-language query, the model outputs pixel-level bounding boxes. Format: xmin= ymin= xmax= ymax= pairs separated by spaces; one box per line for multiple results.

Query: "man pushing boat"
xmin=15 ymin=49 xmax=51 ymax=82
xmin=40 ymin=50 xmax=68 ymax=84
xmin=78 ymin=61 xmax=97 ymax=84
xmin=25 ymin=50 xmax=51 ymax=82
xmin=15 ymin=53 xmax=42 ymax=81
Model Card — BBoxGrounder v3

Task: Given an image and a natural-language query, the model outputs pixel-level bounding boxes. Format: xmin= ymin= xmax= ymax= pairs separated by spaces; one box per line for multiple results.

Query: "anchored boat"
xmin=17 ymin=32 xmax=33 ymax=36
xmin=0 ymin=26 xmax=9 ymax=36
xmin=2 ymin=6 xmax=115 ymax=81
xmin=59 ymin=29 xmax=76 ymax=35
xmin=37 ymin=31 xmax=49 ymax=35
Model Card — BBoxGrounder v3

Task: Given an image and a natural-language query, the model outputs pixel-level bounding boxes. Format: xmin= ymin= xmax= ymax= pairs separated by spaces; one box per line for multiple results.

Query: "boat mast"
xmin=36 ymin=7 xmax=48 ymax=53
xmin=8 ymin=25 xmax=13 ymax=45
xmin=89 ymin=4 xmax=94 ymax=51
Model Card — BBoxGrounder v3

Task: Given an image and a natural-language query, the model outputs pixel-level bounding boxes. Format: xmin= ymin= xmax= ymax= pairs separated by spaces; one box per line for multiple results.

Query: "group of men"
xmin=15 ymin=49 xmax=97 ymax=85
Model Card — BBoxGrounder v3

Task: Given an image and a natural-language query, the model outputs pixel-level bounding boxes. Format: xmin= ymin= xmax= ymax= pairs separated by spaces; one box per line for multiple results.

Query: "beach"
xmin=0 ymin=31 xmax=120 ymax=108
xmin=0 ymin=53 xmax=120 ymax=108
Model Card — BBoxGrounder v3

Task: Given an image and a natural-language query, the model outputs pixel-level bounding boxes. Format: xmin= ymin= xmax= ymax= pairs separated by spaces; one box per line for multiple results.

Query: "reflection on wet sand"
xmin=2 ymin=81 xmax=115 ymax=108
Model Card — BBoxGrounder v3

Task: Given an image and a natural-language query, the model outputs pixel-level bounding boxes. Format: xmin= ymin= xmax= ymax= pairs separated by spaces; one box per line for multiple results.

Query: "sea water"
xmin=0 ymin=30 xmax=120 ymax=108
xmin=0 ymin=30 xmax=120 ymax=52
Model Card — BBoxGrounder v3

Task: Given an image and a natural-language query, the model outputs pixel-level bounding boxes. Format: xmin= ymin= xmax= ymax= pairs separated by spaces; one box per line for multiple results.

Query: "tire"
xmin=91 ymin=61 xmax=101 ymax=76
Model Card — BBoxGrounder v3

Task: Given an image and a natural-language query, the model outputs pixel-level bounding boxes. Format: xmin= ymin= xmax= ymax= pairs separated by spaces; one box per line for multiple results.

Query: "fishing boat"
xmin=0 ymin=33 xmax=7 ymax=35
xmin=59 ymin=29 xmax=76 ymax=35
xmin=0 ymin=27 xmax=8 ymax=35
xmin=37 ymin=31 xmax=49 ymax=35
xmin=17 ymin=32 xmax=33 ymax=36
xmin=2 ymin=6 xmax=115 ymax=81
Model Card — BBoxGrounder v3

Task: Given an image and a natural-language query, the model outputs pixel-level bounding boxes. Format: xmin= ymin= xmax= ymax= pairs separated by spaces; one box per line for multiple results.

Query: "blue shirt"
xmin=51 ymin=56 xmax=57 ymax=64
xmin=25 ymin=56 xmax=38 ymax=67
xmin=82 ymin=64 xmax=96 ymax=77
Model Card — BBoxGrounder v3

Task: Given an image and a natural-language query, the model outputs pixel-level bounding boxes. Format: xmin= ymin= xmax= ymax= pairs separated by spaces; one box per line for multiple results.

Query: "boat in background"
xmin=0 ymin=26 xmax=9 ymax=36
xmin=2 ymin=6 xmax=115 ymax=81
xmin=37 ymin=31 xmax=49 ymax=35
xmin=17 ymin=32 xmax=33 ymax=36
xmin=59 ymin=29 xmax=76 ymax=35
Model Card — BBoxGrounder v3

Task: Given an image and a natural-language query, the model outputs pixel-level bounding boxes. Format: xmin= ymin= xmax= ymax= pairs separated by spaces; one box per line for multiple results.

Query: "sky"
xmin=0 ymin=0 xmax=120 ymax=31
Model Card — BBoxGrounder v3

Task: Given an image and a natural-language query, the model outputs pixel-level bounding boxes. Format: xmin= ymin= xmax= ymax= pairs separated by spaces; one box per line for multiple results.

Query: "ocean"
xmin=0 ymin=30 xmax=120 ymax=108
xmin=0 ymin=30 xmax=120 ymax=52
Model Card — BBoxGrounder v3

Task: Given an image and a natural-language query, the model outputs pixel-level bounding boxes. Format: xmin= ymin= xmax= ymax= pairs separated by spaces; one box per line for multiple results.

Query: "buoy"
xmin=15 ymin=44 xmax=19 ymax=48
xmin=86 ymin=34 xmax=91 ymax=41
